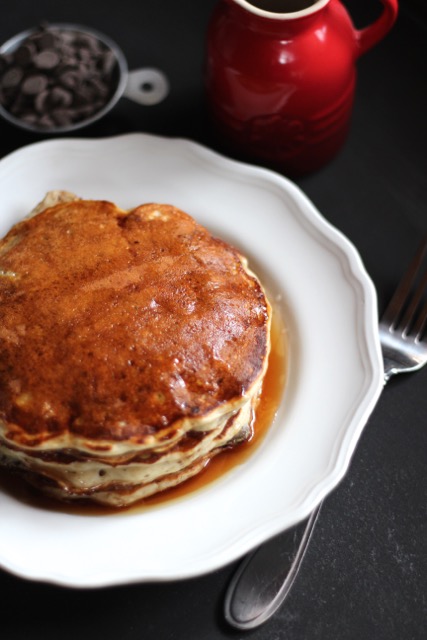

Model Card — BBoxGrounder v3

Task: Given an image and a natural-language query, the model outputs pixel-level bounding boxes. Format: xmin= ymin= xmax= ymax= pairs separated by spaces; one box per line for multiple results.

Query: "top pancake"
xmin=0 ymin=199 xmax=270 ymax=450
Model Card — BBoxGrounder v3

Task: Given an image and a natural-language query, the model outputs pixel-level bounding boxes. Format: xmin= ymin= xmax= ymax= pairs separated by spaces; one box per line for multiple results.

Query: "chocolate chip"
xmin=77 ymin=61 xmax=93 ymax=79
xmin=74 ymin=33 xmax=101 ymax=53
xmin=37 ymin=31 xmax=57 ymax=50
xmin=35 ymin=89 xmax=50 ymax=113
xmin=37 ymin=113 xmax=55 ymax=128
xmin=88 ymin=76 xmax=109 ymax=98
xmin=51 ymin=108 xmax=73 ymax=126
xmin=58 ymin=32 xmax=75 ymax=46
xmin=2 ymin=67 xmax=23 ymax=89
xmin=34 ymin=50 xmax=60 ymax=70
xmin=20 ymin=113 xmax=39 ymax=125
xmin=50 ymin=86 xmax=72 ymax=107
xmin=21 ymin=74 xmax=48 ymax=95
xmin=59 ymin=70 xmax=80 ymax=89
xmin=9 ymin=94 xmax=26 ymax=115
xmin=58 ymin=44 xmax=77 ymax=60
xmin=14 ymin=44 xmax=36 ymax=66
xmin=74 ymin=83 xmax=97 ymax=104
xmin=78 ymin=47 xmax=92 ymax=63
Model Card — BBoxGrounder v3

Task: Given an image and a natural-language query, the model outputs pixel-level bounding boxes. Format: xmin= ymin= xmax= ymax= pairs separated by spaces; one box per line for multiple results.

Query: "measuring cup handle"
xmin=123 ymin=68 xmax=169 ymax=106
xmin=354 ymin=0 xmax=398 ymax=58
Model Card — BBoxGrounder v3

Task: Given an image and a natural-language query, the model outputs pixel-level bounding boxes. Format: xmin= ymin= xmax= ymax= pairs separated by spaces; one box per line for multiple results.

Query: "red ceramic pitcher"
xmin=205 ymin=0 xmax=398 ymax=175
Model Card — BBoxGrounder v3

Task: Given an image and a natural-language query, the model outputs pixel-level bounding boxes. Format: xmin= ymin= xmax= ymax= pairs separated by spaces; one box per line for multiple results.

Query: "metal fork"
xmin=224 ymin=236 xmax=427 ymax=631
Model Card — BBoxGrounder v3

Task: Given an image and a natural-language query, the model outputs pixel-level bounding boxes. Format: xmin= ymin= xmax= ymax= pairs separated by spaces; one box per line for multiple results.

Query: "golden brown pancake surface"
xmin=0 ymin=200 xmax=270 ymax=451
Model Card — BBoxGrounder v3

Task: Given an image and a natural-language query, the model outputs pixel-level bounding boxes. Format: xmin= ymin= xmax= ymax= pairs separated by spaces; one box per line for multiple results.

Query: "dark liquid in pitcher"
xmin=246 ymin=0 xmax=318 ymax=12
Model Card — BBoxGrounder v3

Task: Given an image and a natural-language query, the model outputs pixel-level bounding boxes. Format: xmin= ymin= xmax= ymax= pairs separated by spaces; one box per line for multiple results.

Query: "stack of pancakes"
xmin=0 ymin=192 xmax=271 ymax=507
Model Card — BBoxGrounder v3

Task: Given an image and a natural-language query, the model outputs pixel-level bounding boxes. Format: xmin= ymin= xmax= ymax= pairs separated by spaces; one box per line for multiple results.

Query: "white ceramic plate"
xmin=0 ymin=133 xmax=383 ymax=587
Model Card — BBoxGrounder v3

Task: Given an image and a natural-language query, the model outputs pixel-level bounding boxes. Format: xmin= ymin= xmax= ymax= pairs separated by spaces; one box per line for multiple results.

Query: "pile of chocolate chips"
xmin=0 ymin=24 xmax=119 ymax=130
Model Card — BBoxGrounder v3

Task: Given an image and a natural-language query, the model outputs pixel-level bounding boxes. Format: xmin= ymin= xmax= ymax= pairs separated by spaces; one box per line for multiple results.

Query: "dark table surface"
xmin=0 ymin=1 xmax=426 ymax=639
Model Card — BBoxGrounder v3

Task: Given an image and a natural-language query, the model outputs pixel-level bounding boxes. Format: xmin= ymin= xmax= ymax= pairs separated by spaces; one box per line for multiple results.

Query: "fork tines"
xmin=381 ymin=236 xmax=427 ymax=340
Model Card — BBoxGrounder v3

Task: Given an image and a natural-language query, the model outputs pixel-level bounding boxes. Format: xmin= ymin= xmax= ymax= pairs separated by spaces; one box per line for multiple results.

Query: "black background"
xmin=0 ymin=1 xmax=426 ymax=639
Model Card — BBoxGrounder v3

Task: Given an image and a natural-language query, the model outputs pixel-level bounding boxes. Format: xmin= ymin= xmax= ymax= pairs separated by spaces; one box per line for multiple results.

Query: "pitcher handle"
xmin=354 ymin=0 xmax=398 ymax=58
xmin=124 ymin=68 xmax=169 ymax=106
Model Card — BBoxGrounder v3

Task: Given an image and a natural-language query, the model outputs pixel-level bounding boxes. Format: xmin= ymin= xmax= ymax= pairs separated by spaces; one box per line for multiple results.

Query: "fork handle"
xmin=224 ymin=503 xmax=322 ymax=630
xmin=225 ymin=372 xmax=390 ymax=630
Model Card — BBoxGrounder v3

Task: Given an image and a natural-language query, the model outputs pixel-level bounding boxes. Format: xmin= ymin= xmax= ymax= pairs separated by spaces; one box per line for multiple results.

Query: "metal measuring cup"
xmin=0 ymin=23 xmax=169 ymax=134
